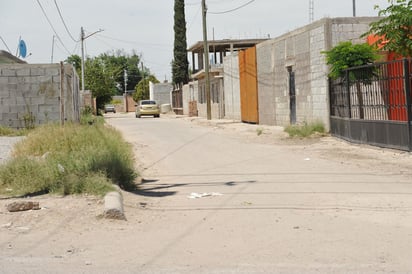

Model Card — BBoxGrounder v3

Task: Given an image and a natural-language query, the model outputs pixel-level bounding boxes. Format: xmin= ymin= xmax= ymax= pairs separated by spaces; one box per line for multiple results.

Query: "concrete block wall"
xmin=256 ymin=41 xmax=276 ymax=125
xmin=255 ymin=17 xmax=380 ymax=130
xmin=0 ymin=63 xmax=80 ymax=129
xmin=182 ymin=81 xmax=198 ymax=116
xmin=151 ymin=82 xmax=173 ymax=106
xmin=309 ymin=24 xmax=329 ymax=129
xmin=223 ymin=53 xmax=241 ymax=121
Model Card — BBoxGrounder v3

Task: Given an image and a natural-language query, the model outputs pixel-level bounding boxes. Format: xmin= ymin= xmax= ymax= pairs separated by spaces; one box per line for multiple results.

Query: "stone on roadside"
xmin=6 ymin=201 xmax=40 ymax=212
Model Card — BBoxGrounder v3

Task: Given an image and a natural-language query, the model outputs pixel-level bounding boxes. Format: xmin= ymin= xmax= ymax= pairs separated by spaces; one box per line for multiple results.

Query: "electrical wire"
xmin=209 ymin=0 xmax=256 ymax=14
xmin=53 ymin=0 xmax=79 ymax=42
xmin=36 ymin=0 xmax=71 ymax=55
xmin=0 ymin=36 xmax=12 ymax=53
xmin=187 ymin=3 xmax=202 ymax=31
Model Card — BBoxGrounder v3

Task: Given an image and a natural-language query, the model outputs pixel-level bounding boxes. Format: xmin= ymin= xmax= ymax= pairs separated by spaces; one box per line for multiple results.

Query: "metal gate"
xmin=329 ymin=58 xmax=412 ymax=151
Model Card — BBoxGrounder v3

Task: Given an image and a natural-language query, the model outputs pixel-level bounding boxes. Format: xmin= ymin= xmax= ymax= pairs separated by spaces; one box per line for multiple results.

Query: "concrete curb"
xmin=102 ymin=185 xmax=126 ymax=220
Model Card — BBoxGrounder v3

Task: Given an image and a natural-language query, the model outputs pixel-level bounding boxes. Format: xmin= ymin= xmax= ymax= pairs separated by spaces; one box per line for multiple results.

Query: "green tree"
xmin=133 ymin=75 xmax=160 ymax=102
xmin=323 ymin=41 xmax=379 ymax=119
xmin=84 ymin=57 xmax=117 ymax=110
xmin=66 ymin=55 xmax=81 ymax=71
xmin=172 ymin=0 xmax=189 ymax=85
xmin=363 ymin=0 xmax=412 ymax=57
xmin=99 ymin=50 xmax=143 ymax=94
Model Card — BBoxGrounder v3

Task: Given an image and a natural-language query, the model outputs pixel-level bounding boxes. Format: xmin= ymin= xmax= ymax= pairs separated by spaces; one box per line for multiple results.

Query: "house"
xmin=185 ymin=39 xmax=268 ymax=119
xmin=223 ymin=17 xmax=381 ymax=129
xmin=0 ymin=50 xmax=26 ymax=64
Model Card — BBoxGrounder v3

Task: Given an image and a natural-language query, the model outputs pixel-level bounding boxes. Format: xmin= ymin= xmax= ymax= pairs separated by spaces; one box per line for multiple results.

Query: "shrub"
xmin=0 ymin=122 xmax=137 ymax=197
xmin=284 ymin=121 xmax=326 ymax=138
xmin=0 ymin=126 xmax=30 ymax=137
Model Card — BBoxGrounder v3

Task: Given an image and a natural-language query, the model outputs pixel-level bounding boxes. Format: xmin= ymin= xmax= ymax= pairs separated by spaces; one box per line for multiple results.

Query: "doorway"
xmin=288 ymin=66 xmax=296 ymax=124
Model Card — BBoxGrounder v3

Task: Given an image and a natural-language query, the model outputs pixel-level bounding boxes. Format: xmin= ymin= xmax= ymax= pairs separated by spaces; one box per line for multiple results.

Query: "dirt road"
xmin=1 ymin=113 xmax=412 ymax=273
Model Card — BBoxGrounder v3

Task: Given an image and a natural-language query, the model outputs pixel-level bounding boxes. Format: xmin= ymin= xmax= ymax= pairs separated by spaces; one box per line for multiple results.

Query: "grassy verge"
xmin=0 ymin=126 xmax=29 ymax=136
xmin=0 ymin=121 xmax=137 ymax=197
xmin=284 ymin=121 xmax=326 ymax=138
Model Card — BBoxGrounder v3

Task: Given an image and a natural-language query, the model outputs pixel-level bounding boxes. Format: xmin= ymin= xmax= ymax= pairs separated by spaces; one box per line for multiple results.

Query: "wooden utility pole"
xmin=202 ymin=0 xmax=211 ymax=120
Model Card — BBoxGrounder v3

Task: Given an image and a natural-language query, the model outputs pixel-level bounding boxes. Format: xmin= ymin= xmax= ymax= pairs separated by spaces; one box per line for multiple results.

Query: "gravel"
xmin=0 ymin=136 xmax=25 ymax=164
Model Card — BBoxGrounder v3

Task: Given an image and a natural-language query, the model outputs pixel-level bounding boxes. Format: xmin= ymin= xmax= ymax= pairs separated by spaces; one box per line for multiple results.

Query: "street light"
xmin=80 ymin=27 xmax=103 ymax=91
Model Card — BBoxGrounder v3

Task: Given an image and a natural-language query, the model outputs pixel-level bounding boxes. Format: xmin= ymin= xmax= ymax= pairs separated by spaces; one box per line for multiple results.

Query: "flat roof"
xmin=188 ymin=39 xmax=269 ymax=53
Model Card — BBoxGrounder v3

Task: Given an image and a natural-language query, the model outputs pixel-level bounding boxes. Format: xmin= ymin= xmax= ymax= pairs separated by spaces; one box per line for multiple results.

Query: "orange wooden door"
xmin=239 ymin=47 xmax=259 ymax=123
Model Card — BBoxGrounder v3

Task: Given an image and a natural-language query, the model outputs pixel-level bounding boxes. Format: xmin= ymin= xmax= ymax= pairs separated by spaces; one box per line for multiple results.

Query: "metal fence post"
xmin=345 ymin=69 xmax=351 ymax=118
xmin=403 ymin=59 xmax=412 ymax=151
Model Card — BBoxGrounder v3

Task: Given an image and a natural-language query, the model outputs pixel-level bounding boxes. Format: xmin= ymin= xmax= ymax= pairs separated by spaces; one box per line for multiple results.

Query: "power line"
xmin=97 ymin=34 xmax=171 ymax=48
xmin=36 ymin=0 xmax=71 ymax=54
xmin=53 ymin=0 xmax=79 ymax=42
xmin=209 ymin=0 xmax=256 ymax=14
xmin=0 ymin=36 xmax=12 ymax=53
xmin=187 ymin=3 xmax=202 ymax=31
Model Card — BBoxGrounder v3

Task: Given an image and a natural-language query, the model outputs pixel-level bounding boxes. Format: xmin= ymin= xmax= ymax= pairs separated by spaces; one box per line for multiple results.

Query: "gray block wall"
xmin=0 ymin=63 xmax=80 ymax=129
xmin=255 ymin=17 xmax=380 ymax=130
xmin=151 ymin=82 xmax=173 ymax=106
xmin=223 ymin=53 xmax=241 ymax=121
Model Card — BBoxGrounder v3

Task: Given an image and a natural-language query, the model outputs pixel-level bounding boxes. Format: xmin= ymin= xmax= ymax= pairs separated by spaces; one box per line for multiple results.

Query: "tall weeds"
xmin=0 ymin=122 xmax=137 ymax=197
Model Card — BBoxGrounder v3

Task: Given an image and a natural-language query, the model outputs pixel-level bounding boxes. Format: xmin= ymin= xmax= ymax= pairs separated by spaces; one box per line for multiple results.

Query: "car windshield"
xmin=140 ymin=101 xmax=157 ymax=105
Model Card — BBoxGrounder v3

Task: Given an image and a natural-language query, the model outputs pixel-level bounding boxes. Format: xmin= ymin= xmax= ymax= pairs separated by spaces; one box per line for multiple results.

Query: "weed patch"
xmin=284 ymin=121 xmax=326 ymax=138
xmin=0 ymin=122 xmax=137 ymax=197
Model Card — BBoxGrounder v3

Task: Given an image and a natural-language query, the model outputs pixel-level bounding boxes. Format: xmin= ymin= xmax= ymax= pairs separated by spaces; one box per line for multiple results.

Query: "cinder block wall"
xmin=223 ymin=53 xmax=241 ymax=121
xmin=256 ymin=17 xmax=380 ymax=130
xmin=152 ymin=83 xmax=173 ymax=106
xmin=0 ymin=63 xmax=80 ymax=129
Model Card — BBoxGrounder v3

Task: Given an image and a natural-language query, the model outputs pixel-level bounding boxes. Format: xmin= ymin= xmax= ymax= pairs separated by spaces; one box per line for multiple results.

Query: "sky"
xmin=1 ymin=0 xmax=390 ymax=82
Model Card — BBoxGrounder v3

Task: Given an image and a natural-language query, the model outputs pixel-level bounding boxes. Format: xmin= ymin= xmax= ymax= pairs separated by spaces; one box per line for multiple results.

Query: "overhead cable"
xmin=54 ymin=0 xmax=79 ymax=42
xmin=36 ymin=0 xmax=71 ymax=54
xmin=209 ymin=0 xmax=256 ymax=14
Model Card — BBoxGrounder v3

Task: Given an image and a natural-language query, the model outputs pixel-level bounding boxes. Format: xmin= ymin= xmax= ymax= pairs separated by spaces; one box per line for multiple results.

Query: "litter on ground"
xmin=187 ymin=192 xmax=223 ymax=199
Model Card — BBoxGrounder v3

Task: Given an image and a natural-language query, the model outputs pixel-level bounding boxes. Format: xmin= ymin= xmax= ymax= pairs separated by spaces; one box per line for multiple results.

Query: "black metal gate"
xmin=329 ymin=58 xmax=412 ymax=151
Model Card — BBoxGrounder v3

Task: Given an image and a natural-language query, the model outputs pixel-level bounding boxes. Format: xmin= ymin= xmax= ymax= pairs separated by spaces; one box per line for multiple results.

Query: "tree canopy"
xmin=323 ymin=41 xmax=379 ymax=79
xmin=364 ymin=0 xmax=412 ymax=57
xmin=172 ymin=0 xmax=189 ymax=85
xmin=65 ymin=50 xmax=156 ymax=110
xmin=133 ymin=75 xmax=160 ymax=102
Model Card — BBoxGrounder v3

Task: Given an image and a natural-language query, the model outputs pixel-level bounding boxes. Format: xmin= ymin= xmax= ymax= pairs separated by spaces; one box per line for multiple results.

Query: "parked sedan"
xmin=135 ymin=100 xmax=160 ymax=118
xmin=104 ymin=104 xmax=116 ymax=113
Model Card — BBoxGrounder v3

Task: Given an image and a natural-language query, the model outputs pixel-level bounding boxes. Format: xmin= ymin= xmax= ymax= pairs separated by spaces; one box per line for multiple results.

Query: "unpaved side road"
xmin=1 ymin=113 xmax=412 ymax=274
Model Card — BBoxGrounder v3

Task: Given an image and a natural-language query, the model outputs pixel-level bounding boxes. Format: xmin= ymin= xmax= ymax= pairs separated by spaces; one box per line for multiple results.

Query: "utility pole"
xmin=124 ymin=69 xmax=128 ymax=93
xmin=141 ymin=62 xmax=145 ymax=97
xmin=353 ymin=0 xmax=356 ymax=17
xmin=81 ymin=27 xmax=85 ymax=91
xmin=202 ymin=0 xmax=211 ymax=120
xmin=51 ymin=35 xmax=55 ymax=63
xmin=80 ymin=27 xmax=103 ymax=91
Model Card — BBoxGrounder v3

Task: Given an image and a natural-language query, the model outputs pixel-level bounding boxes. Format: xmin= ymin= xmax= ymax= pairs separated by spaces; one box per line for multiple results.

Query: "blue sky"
xmin=1 ymin=0 xmax=389 ymax=81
